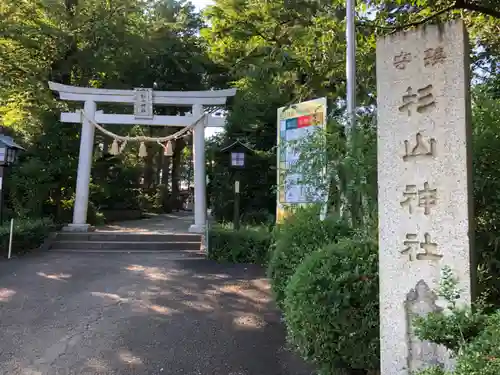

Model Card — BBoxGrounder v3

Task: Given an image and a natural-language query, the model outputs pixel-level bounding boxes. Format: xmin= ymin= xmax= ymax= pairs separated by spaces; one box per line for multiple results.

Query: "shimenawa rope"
xmin=79 ymin=109 xmax=211 ymax=157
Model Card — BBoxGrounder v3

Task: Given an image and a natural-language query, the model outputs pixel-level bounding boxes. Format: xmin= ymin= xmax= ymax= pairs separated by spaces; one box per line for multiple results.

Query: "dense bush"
xmin=267 ymin=207 xmax=352 ymax=308
xmin=283 ymin=232 xmax=379 ymax=375
xmin=208 ymin=139 xmax=276 ymax=224
xmin=240 ymin=209 xmax=275 ymax=226
xmin=54 ymin=197 xmax=105 ymax=226
xmin=411 ymin=266 xmax=500 ymax=375
xmin=91 ymin=158 xmax=142 ymax=211
xmin=0 ymin=217 xmax=60 ymax=257
xmin=413 ymin=266 xmax=488 ymax=356
xmin=452 ymin=310 xmax=500 ymax=375
xmin=207 ymin=224 xmax=272 ymax=265
xmin=471 ymin=85 xmax=500 ymax=307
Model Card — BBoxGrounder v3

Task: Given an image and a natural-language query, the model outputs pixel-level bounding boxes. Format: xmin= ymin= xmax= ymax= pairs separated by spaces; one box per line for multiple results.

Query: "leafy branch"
xmin=359 ymin=0 xmax=500 ymax=32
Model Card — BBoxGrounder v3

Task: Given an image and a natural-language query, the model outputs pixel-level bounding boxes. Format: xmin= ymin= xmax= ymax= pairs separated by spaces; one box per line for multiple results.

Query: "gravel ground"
xmin=0 ymin=252 xmax=315 ymax=375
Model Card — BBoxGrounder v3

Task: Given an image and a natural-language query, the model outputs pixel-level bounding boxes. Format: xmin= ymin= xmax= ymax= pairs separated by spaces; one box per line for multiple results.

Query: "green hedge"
xmin=412 ymin=266 xmax=500 ymax=375
xmin=415 ymin=308 xmax=500 ymax=375
xmin=267 ymin=207 xmax=352 ymax=308
xmin=451 ymin=309 xmax=500 ymax=375
xmin=207 ymin=224 xmax=272 ymax=264
xmin=0 ymin=217 xmax=59 ymax=258
xmin=283 ymin=232 xmax=379 ymax=374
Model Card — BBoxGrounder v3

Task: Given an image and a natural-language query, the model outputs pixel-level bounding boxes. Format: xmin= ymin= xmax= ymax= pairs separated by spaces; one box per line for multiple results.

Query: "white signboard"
xmin=134 ymin=88 xmax=153 ymax=119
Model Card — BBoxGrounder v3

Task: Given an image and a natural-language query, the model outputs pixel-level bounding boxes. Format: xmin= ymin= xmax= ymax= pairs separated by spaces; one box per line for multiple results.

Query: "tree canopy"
xmin=0 ymin=0 xmax=498 ymax=223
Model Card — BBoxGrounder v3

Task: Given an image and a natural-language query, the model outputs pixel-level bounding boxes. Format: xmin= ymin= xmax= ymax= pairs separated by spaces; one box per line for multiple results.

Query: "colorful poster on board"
xmin=276 ymin=97 xmax=327 ymax=223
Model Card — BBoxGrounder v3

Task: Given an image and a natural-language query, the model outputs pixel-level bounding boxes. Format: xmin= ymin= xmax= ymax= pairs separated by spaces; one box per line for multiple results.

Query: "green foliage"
xmin=415 ymin=367 xmax=447 ymax=375
xmin=207 ymin=224 xmax=272 ymax=265
xmin=412 ymin=266 xmax=500 ymax=375
xmin=414 ymin=309 xmax=500 ymax=375
xmin=283 ymin=231 xmax=379 ymax=374
xmin=367 ymin=0 xmax=500 ymax=73
xmin=240 ymin=209 xmax=275 ymax=227
xmin=267 ymin=206 xmax=353 ymax=308
xmin=290 ymin=113 xmax=377 ymax=226
xmin=413 ymin=266 xmax=488 ymax=354
xmin=414 ymin=306 xmax=488 ymax=356
xmin=438 ymin=266 xmax=465 ymax=309
xmin=208 ymin=138 xmax=276 ymax=223
xmin=202 ymin=0 xmax=379 ymax=223
xmin=0 ymin=0 xmax=218 ymax=224
xmin=203 ymin=0 xmax=377 ymax=106
xmin=471 ymin=82 xmax=500 ymax=306
xmin=452 ymin=310 xmax=500 ymax=375
xmin=0 ymin=217 xmax=60 ymax=257
xmin=0 ymin=0 xmax=496 ymax=373
xmin=138 ymin=186 xmax=166 ymax=213
xmin=91 ymin=157 xmax=142 ymax=211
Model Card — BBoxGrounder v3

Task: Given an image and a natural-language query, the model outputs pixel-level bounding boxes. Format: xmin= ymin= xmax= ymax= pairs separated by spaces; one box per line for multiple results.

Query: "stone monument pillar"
xmin=376 ymin=20 xmax=474 ymax=375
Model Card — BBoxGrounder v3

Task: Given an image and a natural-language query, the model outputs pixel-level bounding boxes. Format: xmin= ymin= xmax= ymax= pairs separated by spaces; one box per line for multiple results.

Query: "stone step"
xmin=49 ymin=248 xmax=205 ymax=258
xmin=50 ymin=240 xmax=201 ymax=251
xmin=54 ymin=232 xmax=201 ymax=243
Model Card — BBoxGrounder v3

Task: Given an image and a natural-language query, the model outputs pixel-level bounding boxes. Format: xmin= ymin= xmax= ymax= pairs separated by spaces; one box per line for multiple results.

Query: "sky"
xmin=191 ymin=0 xmax=213 ymax=11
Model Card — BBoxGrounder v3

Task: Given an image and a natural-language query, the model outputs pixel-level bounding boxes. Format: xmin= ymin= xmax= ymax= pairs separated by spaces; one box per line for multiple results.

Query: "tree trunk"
xmin=161 ymin=154 xmax=170 ymax=187
xmin=170 ymin=138 xmax=186 ymax=211
xmin=54 ymin=183 xmax=63 ymax=222
xmin=102 ymin=136 xmax=111 ymax=156
xmin=186 ymin=153 xmax=193 ymax=190
xmin=161 ymin=154 xmax=171 ymax=212
xmin=155 ymin=147 xmax=163 ymax=187
xmin=143 ymin=128 xmax=155 ymax=188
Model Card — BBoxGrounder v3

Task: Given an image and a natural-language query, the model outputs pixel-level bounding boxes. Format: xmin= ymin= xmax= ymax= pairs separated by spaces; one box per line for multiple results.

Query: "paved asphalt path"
xmin=0 ymin=252 xmax=315 ymax=375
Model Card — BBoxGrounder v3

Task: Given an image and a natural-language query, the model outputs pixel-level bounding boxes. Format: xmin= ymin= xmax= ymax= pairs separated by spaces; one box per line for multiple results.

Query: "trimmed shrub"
xmin=267 ymin=207 xmax=352 ymax=308
xmin=412 ymin=266 xmax=489 ymax=355
xmin=0 ymin=217 xmax=60 ymax=257
xmin=283 ymin=232 xmax=379 ymax=374
xmin=452 ymin=309 xmax=500 ymax=375
xmin=412 ymin=266 xmax=500 ymax=375
xmin=415 ymin=309 xmax=500 ymax=375
xmin=208 ymin=224 xmax=272 ymax=265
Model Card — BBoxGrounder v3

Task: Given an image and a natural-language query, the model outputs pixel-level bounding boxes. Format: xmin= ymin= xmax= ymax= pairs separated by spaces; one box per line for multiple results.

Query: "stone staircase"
xmin=47 ymin=232 xmax=204 ymax=258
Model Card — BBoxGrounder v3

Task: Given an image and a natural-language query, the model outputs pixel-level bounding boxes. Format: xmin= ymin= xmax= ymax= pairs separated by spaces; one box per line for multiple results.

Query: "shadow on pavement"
xmin=0 ymin=253 xmax=315 ymax=375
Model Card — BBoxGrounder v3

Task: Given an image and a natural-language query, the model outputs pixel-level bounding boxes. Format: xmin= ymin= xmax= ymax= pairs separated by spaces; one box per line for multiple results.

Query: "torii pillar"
xmin=189 ymin=104 xmax=206 ymax=233
xmin=71 ymin=100 xmax=96 ymax=231
xmin=48 ymin=81 xmax=236 ymax=233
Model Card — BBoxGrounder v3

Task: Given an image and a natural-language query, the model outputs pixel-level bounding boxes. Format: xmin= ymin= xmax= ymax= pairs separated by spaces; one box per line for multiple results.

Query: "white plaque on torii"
xmin=134 ymin=88 xmax=153 ymax=119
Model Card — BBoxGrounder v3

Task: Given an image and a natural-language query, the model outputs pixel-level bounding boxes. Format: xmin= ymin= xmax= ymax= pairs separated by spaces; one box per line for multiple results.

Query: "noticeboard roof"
xmin=0 ymin=135 xmax=24 ymax=150
xmin=220 ymin=139 xmax=254 ymax=153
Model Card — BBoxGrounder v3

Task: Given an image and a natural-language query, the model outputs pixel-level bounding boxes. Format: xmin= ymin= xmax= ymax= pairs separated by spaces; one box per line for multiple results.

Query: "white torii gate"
xmin=48 ymin=81 xmax=236 ymax=233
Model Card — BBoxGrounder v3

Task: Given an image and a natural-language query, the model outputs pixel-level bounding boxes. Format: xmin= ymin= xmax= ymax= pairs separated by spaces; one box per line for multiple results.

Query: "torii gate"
xmin=49 ymin=81 xmax=236 ymax=233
